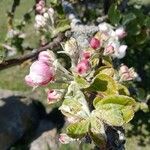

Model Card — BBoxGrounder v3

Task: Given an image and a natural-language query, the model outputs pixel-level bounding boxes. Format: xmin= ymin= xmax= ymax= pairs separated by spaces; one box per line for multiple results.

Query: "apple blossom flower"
xmin=48 ymin=8 xmax=54 ymax=16
xmin=47 ymin=89 xmax=61 ymax=103
xmin=98 ymin=23 xmax=109 ymax=32
xmin=90 ymin=37 xmax=101 ymax=49
xmin=25 ymin=61 xmax=55 ymax=87
xmin=82 ymin=51 xmax=91 ymax=60
xmin=119 ymin=64 xmax=138 ymax=81
xmin=115 ymin=45 xmax=127 ymax=59
xmin=107 ymin=40 xmax=127 ymax=59
xmin=76 ymin=60 xmax=90 ymax=75
xmin=104 ymin=45 xmax=115 ymax=56
xmin=115 ymin=27 xmax=127 ymax=39
xmin=35 ymin=15 xmax=46 ymax=28
xmin=98 ymin=22 xmax=116 ymax=38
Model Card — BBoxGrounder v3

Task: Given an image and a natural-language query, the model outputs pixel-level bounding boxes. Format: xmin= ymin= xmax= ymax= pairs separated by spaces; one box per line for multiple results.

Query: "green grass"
xmin=0 ymin=65 xmax=29 ymax=91
xmin=0 ymin=0 xmax=39 ymax=47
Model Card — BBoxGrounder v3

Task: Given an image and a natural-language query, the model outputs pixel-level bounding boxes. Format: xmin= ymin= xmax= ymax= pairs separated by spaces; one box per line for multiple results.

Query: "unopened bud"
xmin=90 ymin=37 xmax=101 ymax=49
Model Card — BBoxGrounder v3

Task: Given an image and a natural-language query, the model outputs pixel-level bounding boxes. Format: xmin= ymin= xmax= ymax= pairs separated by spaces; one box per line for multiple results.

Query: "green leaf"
xmin=75 ymin=76 xmax=90 ymax=89
xmin=66 ymin=119 xmax=90 ymax=138
xmin=95 ymin=66 xmax=114 ymax=77
xmin=102 ymin=56 xmax=112 ymax=67
xmin=136 ymin=31 xmax=148 ymax=45
xmin=59 ymin=82 xmax=90 ymax=119
xmin=132 ymin=9 xmax=145 ymax=26
xmin=108 ymin=4 xmax=122 ymax=25
xmin=88 ymin=74 xmax=118 ymax=95
xmin=93 ymin=96 xmax=103 ymax=108
xmin=117 ymin=83 xmax=130 ymax=96
xmin=144 ymin=16 xmax=150 ymax=28
xmin=89 ymin=113 xmax=106 ymax=147
xmin=126 ymin=20 xmax=141 ymax=35
xmin=122 ymin=13 xmax=136 ymax=25
xmin=93 ymin=95 xmax=136 ymax=126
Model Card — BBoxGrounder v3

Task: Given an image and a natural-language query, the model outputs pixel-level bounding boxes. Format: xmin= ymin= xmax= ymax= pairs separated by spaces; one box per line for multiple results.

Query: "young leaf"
xmin=122 ymin=13 xmax=136 ymax=25
xmin=117 ymin=83 xmax=130 ymax=96
xmin=89 ymin=113 xmax=106 ymax=147
xmin=144 ymin=16 xmax=150 ymax=28
xmin=75 ymin=75 xmax=90 ymax=89
xmin=102 ymin=56 xmax=113 ymax=67
xmin=88 ymin=74 xmax=118 ymax=95
xmin=95 ymin=66 xmax=114 ymax=77
xmin=93 ymin=95 xmax=136 ymax=126
xmin=108 ymin=4 xmax=122 ymax=25
xmin=66 ymin=119 xmax=90 ymax=138
xmin=59 ymin=82 xmax=90 ymax=120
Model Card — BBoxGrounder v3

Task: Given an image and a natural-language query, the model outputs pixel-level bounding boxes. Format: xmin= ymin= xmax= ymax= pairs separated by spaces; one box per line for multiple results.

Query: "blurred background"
xmin=0 ymin=0 xmax=149 ymax=150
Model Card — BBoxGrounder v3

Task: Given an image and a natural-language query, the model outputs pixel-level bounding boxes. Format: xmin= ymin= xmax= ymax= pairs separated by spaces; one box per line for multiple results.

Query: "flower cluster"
xmin=119 ymin=64 xmax=138 ymax=81
xmin=34 ymin=7 xmax=54 ymax=29
xmin=97 ymin=23 xmax=127 ymax=59
xmin=25 ymin=22 xmax=138 ymax=147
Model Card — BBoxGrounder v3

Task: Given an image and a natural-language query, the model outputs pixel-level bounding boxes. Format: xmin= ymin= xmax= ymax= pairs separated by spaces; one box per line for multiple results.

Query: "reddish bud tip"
xmin=90 ymin=38 xmax=100 ymax=49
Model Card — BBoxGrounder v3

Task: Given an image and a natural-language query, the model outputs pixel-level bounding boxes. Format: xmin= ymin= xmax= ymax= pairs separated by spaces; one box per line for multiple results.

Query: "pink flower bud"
xmin=47 ymin=90 xmax=60 ymax=103
xmin=76 ymin=60 xmax=90 ymax=75
xmin=115 ymin=27 xmax=127 ymax=39
xmin=82 ymin=51 xmax=91 ymax=60
xmin=104 ymin=45 xmax=115 ymax=55
xmin=59 ymin=134 xmax=73 ymax=144
xmin=119 ymin=64 xmax=129 ymax=75
xmin=119 ymin=64 xmax=137 ymax=81
xmin=48 ymin=8 xmax=54 ymax=16
xmin=38 ymin=51 xmax=55 ymax=64
xmin=25 ymin=61 xmax=55 ymax=87
xmin=90 ymin=37 xmax=100 ymax=49
xmin=36 ymin=4 xmax=43 ymax=12
xmin=39 ymin=0 xmax=45 ymax=7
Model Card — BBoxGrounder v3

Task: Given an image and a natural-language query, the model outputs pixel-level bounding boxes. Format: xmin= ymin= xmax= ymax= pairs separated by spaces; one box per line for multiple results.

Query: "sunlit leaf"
xmin=66 ymin=119 xmax=90 ymax=138
xmin=59 ymin=82 xmax=90 ymax=120
xmin=95 ymin=66 xmax=114 ymax=77
xmin=88 ymin=74 xmax=118 ymax=95
xmin=93 ymin=95 xmax=136 ymax=126
xmin=75 ymin=75 xmax=90 ymax=89
xmin=89 ymin=112 xmax=106 ymax=147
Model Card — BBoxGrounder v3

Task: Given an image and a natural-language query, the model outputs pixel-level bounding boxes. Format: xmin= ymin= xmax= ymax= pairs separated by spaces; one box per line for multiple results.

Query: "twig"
xmin=0 ymin=33 xmax=66 ymax=71
xmin=11 ymin=0 xmax=21 ymax=14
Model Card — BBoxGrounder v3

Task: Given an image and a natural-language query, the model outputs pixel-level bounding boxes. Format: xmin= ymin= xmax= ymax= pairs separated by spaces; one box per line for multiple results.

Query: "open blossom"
xmin=47 ymin=89 xmax=60 ymax=103
xmin=35 ymin=15 xmax=46 ymax=28
xmin=76 ymin=60 xmax=90 ymax=75
xmin=115 ymin=27 xmax=127 ymax=39
xmin=104 ymin=45 xmax=115 ymax=56
xmin=90 ymin=37 xmax=101 ymax=49
xmin=25 ymin=61 xmax=55 ymax=87
xmin=115 ymin=45 xmax=127 ymax=59
xmin=108 ymin=41 xmax=127 ymax=59
xmin=119 ymin=64 xmax=137 ymax=81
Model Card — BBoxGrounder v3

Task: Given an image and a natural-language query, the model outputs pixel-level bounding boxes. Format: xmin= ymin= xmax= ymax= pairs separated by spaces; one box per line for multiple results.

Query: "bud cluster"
xmin=25 ymin=21 xmax=139 ymax=146
xmin=34 ymin=7 xmax=54 ymax=29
